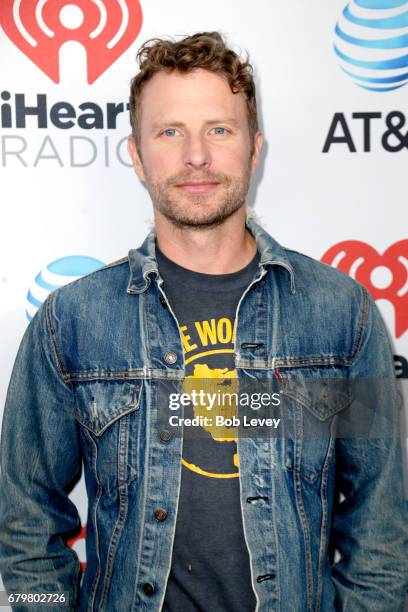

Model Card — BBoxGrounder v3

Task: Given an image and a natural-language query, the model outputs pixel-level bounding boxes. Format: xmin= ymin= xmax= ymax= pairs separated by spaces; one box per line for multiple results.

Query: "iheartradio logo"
xmin=0 ymin=0 xmax=143 ymax=83
xmin=321 ymin=240 xmax=408 ymax=339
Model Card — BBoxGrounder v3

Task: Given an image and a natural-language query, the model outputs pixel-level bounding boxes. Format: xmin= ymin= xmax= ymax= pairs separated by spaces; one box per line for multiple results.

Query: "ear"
xmin=127 ymin=135 xmax=146 ymax=182
xmin=250 ymin=130 xmax=263 ymax=175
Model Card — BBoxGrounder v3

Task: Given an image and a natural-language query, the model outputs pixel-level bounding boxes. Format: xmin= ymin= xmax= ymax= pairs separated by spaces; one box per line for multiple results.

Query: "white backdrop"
xmin=1 ymin=0 xmax=407 ymax=601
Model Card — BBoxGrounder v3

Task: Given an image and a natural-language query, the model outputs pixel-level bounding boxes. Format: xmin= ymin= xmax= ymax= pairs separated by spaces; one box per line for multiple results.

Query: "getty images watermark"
xmin=157 ymin=376 xmax=401 ymax=439
xmin=167 ymin=389 xmax=281 ymax=429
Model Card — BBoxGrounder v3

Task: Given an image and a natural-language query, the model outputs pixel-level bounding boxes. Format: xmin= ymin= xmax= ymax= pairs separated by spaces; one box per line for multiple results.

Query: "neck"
xmin=154 ymin=207 xmax=257 ymax=274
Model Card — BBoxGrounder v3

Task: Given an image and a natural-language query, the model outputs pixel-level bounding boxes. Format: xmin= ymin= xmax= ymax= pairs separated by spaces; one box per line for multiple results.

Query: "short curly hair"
xmin=129 ymin=31 xmax=258 ymax=153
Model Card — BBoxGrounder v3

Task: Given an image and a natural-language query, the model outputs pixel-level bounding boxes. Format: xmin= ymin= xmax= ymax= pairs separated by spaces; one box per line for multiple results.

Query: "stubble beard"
xmin=144 ymin=163 xmax=252 ymax=230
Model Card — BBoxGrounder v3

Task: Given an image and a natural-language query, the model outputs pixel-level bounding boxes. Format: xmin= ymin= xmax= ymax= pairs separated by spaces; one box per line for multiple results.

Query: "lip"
xmin=176 ymin=181 xmax=221 ymax=193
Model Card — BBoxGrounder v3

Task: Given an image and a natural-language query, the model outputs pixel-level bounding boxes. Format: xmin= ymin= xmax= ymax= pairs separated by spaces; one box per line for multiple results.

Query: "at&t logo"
xmin=324 ymin=0 xmax=408 ymax=152
xmin=334 ymin=0 xmax=408 ymax=92
xmin=0 ymin=0 xmax=143 ymax=83
xmin=26 ymin=255 xmax=104 ymax=320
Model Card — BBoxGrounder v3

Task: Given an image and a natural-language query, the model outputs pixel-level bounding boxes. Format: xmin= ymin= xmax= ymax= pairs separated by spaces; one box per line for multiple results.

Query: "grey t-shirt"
xmin=157 ymin=244 xmax=259 ymax=612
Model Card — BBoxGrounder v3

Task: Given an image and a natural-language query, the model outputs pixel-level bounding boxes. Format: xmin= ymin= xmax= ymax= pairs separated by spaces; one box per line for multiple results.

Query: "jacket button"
xmin=160 ymin=430 xmax=172 ymax=442
xmin=143 ymin=582 xmax=155 ymax=596
xmin=164 ymin=351 xmax=177 ymax=365
xmin=154 ymin=508 xmax=168 ymax=521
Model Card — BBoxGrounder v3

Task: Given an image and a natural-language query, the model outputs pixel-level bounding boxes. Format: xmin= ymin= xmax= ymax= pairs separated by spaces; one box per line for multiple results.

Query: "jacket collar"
xmin=127 ymin=211 xmax=296 ymax=294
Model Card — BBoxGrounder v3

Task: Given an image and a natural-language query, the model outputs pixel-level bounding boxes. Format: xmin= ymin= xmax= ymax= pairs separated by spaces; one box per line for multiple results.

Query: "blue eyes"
xmin=161 ymin=127 xmax=228 ymax=137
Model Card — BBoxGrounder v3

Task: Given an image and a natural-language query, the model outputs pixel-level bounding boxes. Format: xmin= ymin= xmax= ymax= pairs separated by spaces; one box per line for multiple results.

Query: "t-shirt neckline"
xmin=155 ymin=243 xmax=260 ymax=292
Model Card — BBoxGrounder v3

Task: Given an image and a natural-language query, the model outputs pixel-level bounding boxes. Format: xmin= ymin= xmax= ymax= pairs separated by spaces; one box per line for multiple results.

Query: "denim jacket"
xmin=0 ymin=216 xmax=407 ymax=612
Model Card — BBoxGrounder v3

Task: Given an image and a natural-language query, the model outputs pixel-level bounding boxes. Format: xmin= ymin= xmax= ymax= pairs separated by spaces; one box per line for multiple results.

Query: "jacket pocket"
xmin=281 ymin=365 xmax=352 ymax=422
xmin=279 ymin=366 xmax=352 ymax=483
xmin=73 ymin=379 xmax=142 ymax=435
xmin=73 ymin=379 xmax=143 ymax=495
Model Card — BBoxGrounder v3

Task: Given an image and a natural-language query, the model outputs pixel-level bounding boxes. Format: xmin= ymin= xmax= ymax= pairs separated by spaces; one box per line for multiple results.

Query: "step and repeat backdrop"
xmin=1 ymin=0 xmax=407 ymax=592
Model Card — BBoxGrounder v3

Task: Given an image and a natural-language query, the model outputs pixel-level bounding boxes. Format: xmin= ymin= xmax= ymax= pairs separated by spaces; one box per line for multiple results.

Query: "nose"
xmin=183 ymin=133 xmax=211 ymax=170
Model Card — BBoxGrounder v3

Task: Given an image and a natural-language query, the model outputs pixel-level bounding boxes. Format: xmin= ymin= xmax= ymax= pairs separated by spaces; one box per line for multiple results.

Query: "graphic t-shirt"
xmin=157 ymin=244 xmax=259 ymax=612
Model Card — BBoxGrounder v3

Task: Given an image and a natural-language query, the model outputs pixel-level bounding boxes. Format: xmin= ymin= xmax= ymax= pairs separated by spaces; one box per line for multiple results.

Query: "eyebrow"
xmin=151 ymin=118 xmax=240 ymax=131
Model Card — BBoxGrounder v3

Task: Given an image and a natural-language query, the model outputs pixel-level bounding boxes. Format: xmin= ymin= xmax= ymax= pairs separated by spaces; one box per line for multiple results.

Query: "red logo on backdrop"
xmin=0 ymin=0 xmax=143 ymax=83
xmin=66 ymin=524 xmax=86 ymax=571
xmin=321 ymin=241 xmax=408 ymax=338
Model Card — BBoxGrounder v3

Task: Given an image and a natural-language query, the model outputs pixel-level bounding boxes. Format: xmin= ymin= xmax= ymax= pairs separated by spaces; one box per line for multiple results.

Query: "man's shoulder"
xmin=273 ymin=245 xmax=372 ymax=363
xmin=45 ymin=254 xmax=131 ymax=314
xmin=248 ymin=217 xmax=364 ymax=304
xmin=283 ymin=245 xmax=364 ymax=300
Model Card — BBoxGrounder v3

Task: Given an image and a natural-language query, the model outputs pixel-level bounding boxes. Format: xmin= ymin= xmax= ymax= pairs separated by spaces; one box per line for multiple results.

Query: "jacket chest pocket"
xmin=73 ymin=379 xmax=143 ymax=496
xmin=280 ymin=366 xmax=352 ymax=484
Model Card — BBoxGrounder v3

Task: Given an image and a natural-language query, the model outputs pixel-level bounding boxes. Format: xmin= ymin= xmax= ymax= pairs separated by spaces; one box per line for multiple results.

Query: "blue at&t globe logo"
xmin=334 ymin=0 xmax=408 ymax=91
xmin=26 ymin=255 xmax=105 ymax=321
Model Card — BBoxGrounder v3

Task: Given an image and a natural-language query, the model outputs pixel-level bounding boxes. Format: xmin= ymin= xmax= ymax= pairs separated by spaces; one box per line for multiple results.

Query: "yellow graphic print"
xmin=184 ymin=364 xmax=238 ymax=442
xmin=179 ymin=317 xmax=240 ymax=479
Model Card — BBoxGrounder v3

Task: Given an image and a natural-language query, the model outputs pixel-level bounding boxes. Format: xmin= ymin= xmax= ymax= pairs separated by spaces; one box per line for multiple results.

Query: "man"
xmin=0 ymin=31 xmax=407 ymax=612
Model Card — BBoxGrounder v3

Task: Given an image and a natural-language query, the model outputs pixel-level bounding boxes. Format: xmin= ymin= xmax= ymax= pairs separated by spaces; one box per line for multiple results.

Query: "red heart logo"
xmin=0 ymin=0 xmax=143 ymax=83
xmin=321 ymin=240 xmax=408 ymax=338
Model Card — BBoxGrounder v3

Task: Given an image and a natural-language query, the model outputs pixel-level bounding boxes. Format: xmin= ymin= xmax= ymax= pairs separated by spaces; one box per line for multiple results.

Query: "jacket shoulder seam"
xmin=101 ymin=256 xmax=128 ymax=269
xmin=350 ymin=285 xmax=370 ymax=363
xmin=48 ymin=256 xmax=129 ymax=292
xmin=44 ymin=295 xmax=73 ymax=390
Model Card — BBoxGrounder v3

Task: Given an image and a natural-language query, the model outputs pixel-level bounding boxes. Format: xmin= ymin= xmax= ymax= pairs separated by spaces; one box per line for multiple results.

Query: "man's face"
xmin=128 ymin=68 xmax=262 ymax=229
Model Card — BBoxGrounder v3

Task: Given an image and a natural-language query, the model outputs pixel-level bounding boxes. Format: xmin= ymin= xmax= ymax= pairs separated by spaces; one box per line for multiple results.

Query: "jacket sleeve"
xmin=331 ymin=289 xmax=408 ymax=611
xmin=0 ymin=294 xmax=82 ymax=611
